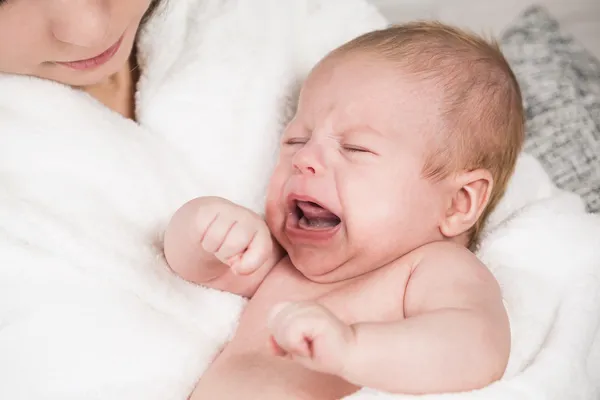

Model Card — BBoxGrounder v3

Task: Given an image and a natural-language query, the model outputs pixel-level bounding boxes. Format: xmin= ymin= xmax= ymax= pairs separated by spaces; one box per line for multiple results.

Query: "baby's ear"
xmin=439 ymin=169 xmax=493 ymax=238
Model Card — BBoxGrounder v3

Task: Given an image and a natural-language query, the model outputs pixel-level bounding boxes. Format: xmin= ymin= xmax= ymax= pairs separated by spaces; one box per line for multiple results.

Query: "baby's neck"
xmin=451 ymin=233 xmax=471 ymax=249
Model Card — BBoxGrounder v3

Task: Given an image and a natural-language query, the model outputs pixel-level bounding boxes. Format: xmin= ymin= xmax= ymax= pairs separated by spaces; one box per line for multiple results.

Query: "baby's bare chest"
xmin=231 ymin=258 xmax=411 ymax=352
xmin=197 ymin=259 xmax=412 ymax=399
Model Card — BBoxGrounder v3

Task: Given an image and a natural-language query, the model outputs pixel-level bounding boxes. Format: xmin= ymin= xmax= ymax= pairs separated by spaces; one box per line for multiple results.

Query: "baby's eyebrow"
xmin=340 ymin=124 xmax=384 ymax=137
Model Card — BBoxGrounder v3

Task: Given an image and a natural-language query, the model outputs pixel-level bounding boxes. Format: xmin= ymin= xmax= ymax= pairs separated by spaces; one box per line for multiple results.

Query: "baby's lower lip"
xmin=284 ymin=211 xmax=341 ymax=243
xmin=56 ymin=35 xmax=124 ymax=71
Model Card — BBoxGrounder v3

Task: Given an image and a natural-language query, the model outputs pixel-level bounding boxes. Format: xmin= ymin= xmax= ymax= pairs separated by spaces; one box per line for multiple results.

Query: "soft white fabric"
xmin=0 ymin=1 xmax=598 ymax=400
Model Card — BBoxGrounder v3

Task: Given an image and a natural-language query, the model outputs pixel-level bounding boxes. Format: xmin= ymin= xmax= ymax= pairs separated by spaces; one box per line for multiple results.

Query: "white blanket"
xmin=0 ymin=0 xmax=598 ymax=399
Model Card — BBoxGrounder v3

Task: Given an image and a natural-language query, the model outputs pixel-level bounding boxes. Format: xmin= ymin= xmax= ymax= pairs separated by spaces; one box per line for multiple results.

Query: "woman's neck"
xmin=82 ymin=56 xmax=139 ymax=120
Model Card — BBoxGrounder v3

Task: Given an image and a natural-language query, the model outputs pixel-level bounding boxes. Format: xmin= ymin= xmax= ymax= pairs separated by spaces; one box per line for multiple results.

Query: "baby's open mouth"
xmin=294 ymin=201 xmax=341 ymax=230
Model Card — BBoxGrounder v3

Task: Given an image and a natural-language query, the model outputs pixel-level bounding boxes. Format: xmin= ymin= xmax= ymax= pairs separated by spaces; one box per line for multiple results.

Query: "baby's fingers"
xmin=194 ymin=208 xmax=220 ymax=240
xmin=214 ymin=222 xmax=254 ymax=265
xmin=201 ymin=215 xmax=236 ymax=253
xmin=268 ymin=302 xmax=315 ymax=358
xmin=235 ymin=227 xmax=273 ymax=275
xmin=268 ymin=302 xmax=353 ymax=375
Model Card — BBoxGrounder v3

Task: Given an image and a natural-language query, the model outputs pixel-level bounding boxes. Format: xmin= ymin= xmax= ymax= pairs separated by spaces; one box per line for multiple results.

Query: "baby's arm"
xmin=270 ymin=241 xmax=510 ymax=394
xmin=164 ymin=196 xmax=283 ymax=297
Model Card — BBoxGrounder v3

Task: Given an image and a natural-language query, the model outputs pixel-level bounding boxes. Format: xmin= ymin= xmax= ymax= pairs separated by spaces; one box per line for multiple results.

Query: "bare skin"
xmin=192 ymin=239 xmax=510 ymax=399
xmin=165 ymin=199 xmax=510 ymax=399
xmin=192 ymin=255 xmax=411 ymax=400
xmin=166 ymin=52 xmax=511 ymax=398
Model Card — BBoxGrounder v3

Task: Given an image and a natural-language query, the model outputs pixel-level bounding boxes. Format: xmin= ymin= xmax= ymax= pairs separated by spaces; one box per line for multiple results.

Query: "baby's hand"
xmin=194 ymin=196 xmax=274 ymax=275
xmin=268 ymin=302 xmax=354 ymax=377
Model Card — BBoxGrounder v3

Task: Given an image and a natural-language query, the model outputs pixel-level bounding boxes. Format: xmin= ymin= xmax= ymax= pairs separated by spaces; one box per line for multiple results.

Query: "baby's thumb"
xmin=234 ymin=252 xmax=262 ymax=275
xmin=225 ymin=254 xmax=243 ymax=274
xmin=236 ymin=235 xmax=271 ymax=275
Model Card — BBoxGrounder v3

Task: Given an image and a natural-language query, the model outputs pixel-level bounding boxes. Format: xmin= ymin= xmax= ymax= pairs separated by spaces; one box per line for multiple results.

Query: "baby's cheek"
xmin=264 ymin=197 xmax=281 ymax=232
xmin=264 ymin=171 xmax=287 ymax=230
xmin=265 ymin=167 xmax=285 ymax=202
xmin=348 ymin=198 xmax=408 ymax=260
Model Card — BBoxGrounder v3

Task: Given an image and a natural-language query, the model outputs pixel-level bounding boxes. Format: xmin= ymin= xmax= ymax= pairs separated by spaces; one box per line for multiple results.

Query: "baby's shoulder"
xmin=404 ymin=241 xmax=497 ymax=296
xmin=402 ymin=241 xmax=505 ymax=323
xmin=404 ymin=241 xmax=501 ymax=312
xmin=410 ymin=241 xmax=485 ymax=273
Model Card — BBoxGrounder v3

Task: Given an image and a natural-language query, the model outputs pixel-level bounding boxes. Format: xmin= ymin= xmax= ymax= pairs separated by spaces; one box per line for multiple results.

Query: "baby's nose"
xmin=292 ymin=144 xmax=325 ymax=175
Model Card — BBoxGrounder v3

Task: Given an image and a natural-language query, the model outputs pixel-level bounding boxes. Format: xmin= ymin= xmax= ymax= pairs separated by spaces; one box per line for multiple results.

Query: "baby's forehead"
xmin=301 ymin=58 xmax=444 ymax=134
xmin=306 ymin=53 xmax=443 ymax=105
xmin=307 ymin=52 xmax=396 ymax=87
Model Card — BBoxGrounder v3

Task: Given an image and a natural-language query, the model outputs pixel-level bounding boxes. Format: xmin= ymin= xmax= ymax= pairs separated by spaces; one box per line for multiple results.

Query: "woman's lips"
xmin=56 ymin=35 xmax=124 ymax=71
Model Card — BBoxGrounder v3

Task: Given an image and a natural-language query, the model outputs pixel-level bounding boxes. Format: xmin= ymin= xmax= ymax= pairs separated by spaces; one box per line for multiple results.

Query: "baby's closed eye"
xmin=341 ymin=145 xmax=374 ymax=154
xmin=339 ymin=131 xmax=382 ymax=157
xmin=284 ymin=137 xmax=308 ymax=146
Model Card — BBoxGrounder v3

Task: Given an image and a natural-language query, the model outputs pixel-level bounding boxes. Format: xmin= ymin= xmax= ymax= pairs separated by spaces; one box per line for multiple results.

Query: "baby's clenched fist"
xmin=268 ymin=301 xmax=355 ymax=377
xmin=194 ymin=196 xmax=273 ymax=275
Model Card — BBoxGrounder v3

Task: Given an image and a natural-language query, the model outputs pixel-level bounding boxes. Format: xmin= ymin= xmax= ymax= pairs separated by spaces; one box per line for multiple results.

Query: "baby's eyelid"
xmin=341 ymin=144 xmax=378 ymax=155
xmin=343 ymin=145 xmax=369 ymax=152
xmin=284 ymin=136 xmax=308 ymax=145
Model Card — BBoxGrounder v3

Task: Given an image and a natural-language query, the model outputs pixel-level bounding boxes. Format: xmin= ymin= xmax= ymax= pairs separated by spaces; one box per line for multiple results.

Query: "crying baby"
xmin=164 ymin=21 xmax=523 ymax=399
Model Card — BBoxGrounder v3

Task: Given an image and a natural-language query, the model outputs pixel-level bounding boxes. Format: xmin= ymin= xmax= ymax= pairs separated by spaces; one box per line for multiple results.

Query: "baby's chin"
xmin=286 ymin=250 xmax=332 ymax=280
xmin=287 ymin=249 xmax=360 ymax=284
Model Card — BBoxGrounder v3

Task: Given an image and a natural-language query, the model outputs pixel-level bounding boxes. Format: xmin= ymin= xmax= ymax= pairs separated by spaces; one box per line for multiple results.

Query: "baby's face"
xmin=266 ymin=54 xmax=449 ymax=282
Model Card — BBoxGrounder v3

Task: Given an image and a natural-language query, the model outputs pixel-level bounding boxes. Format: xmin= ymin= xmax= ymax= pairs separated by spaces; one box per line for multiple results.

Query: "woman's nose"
xmin=48 ymin=0 xmax=111 ymax=49
xmin=292 ymin=143 xmax=326 ymax=176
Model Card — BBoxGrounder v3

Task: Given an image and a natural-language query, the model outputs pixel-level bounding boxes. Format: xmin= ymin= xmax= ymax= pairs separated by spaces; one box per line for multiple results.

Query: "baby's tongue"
xmin=297 ymin=201 xmax=340 ymax=230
